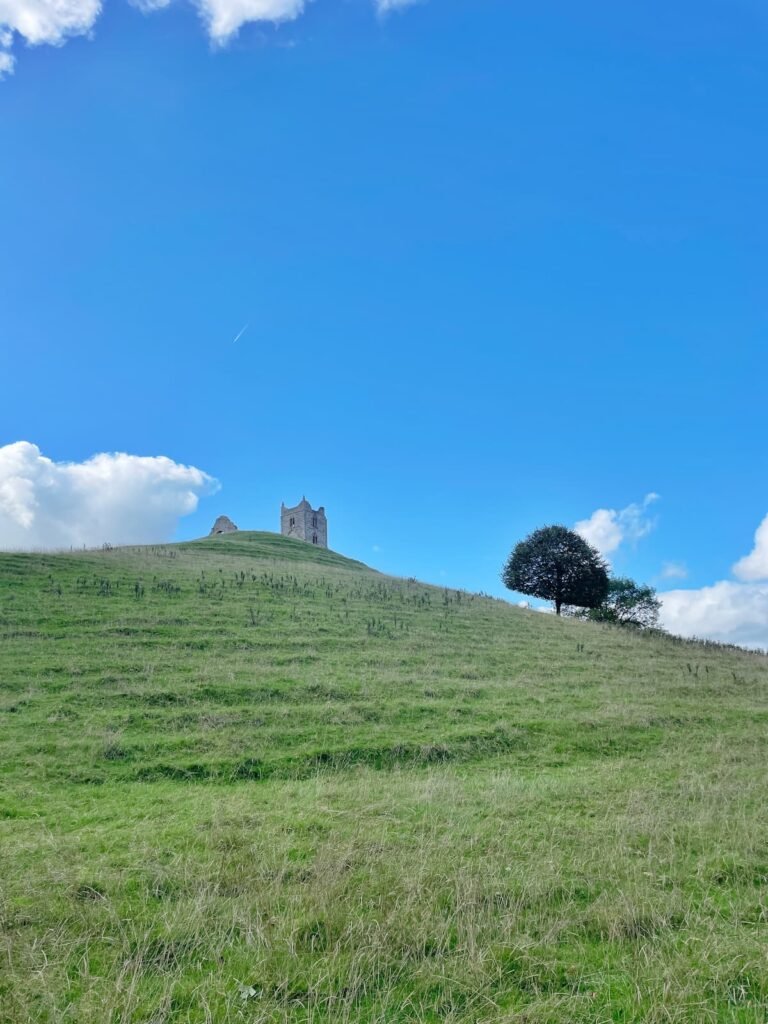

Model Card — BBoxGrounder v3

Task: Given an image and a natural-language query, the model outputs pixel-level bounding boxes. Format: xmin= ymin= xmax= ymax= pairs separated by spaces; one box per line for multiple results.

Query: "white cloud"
xmin=128 ymin=0 xmax=171 ymax=12
xmin=661 ymin=561 xmax=688 ymax=580
xmin=1 ymin=0 xmax=421 ymax=76
xmin=732 ymin=513 xmax=768 ymax=582
xmin=658 ymin=511 xmax=768 ymax=649
xmin=194 ymin=0 xmax=304 ymax=44
xmin=574 ymin=493 xmax=659 ymax=558
xmin=0 ymin=0 xmax=101 ymax=77
xmin=0 ymin=441 xmax=218 ymax=549
xmin=660 ymin=581 xmax=768 ymax=651
xmin=376 ymin=0 xmax=421 ymax=12
xmin=0 ymin=0 xmax=101 ymax=45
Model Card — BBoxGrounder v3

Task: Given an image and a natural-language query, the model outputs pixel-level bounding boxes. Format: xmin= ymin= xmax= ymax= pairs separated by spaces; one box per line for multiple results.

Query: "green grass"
xmin=1 ymin=531 xmax=768 ymax=1023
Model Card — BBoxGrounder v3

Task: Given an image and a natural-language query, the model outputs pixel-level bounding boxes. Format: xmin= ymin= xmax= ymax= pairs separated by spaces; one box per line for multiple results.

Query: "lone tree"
xmin=502 ymin=525 xmax=609 ymax=615
xmin=584 ymin=576 xmax=661 ymax=629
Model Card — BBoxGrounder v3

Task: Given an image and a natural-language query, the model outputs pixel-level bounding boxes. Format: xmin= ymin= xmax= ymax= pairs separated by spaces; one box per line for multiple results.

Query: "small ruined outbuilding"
xmin=209 ymin=515 xmax=238 ymax=536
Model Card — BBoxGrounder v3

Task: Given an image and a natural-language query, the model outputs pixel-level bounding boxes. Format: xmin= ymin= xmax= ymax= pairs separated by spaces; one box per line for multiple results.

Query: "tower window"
xmin=312 ymin=534 xmax=318 ymax=545
xmin=312 ymin=515 xmax=317 ymax=527
xmin=289 ymin=517 xmax=295 ymax=528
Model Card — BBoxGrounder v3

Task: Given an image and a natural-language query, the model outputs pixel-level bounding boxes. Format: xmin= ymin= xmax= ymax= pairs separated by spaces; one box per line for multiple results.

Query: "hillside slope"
xmin=1 ymin=533 xmax=768 ymax=1023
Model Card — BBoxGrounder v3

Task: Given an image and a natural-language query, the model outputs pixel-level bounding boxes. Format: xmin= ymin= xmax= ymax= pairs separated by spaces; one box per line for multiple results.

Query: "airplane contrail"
xmin=232 ymin=323 xmax=249 ymax=344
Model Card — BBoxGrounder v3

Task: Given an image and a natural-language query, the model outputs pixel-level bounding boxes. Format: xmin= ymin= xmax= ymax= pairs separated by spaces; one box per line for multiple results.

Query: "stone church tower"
xmin=280 ymin=498 xmax=328 ymax=548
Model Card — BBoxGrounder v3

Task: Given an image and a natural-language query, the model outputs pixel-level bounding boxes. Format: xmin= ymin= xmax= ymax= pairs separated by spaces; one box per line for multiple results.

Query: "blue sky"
xmin=2 ymin=0 xmax=768 ymax=644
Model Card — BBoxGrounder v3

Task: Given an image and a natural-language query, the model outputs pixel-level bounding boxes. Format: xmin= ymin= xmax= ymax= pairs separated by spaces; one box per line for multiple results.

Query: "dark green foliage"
xmin=584 ymin=576 xmax=662 ymax=629
xmin=502 ymin=525 xmax=609 ymax=615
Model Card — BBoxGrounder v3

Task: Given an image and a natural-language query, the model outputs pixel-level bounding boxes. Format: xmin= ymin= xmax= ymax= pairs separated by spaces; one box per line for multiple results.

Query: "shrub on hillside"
xmin=565 ymin=576 xmax=662 ymax=630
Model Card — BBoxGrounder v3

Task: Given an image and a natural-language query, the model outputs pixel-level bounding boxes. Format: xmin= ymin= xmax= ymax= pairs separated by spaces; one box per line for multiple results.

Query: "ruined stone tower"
xmin=209 ymin=515 xmax=238 ymax=536
xmin=280 ymin=498 xmax=328 ymax=548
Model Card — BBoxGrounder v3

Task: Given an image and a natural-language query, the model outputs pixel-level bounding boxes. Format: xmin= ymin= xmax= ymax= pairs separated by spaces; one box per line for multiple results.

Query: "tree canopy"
xmin=583 ymin=576 xmax=662 ymax=629
xmin=502 ymin=525 xmax=609 ymax=615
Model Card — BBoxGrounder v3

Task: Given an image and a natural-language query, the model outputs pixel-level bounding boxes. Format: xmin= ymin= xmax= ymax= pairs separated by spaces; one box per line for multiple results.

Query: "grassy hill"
xmin=1 ymin=532 xmax=768 ymax=1023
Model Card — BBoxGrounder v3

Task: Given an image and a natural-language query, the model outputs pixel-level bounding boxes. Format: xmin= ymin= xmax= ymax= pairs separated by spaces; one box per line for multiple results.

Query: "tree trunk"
xmin=555 ymin=598 xmax=562 ymax=616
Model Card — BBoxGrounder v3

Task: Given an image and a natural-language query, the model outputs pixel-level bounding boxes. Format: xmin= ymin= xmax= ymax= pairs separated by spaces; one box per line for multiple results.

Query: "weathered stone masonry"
xmin=280 ymin=498 xmax=328 ymax=548
xmin=209 ymin=515 xmax=238 ymax=536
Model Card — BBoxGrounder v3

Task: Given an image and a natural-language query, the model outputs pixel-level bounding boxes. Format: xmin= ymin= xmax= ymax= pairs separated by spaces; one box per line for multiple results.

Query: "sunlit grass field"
xmin=1 ymin=532 xmax=768 ymax=1023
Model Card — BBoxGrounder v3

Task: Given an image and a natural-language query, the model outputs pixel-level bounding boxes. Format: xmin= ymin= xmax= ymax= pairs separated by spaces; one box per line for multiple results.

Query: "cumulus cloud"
xmin=0 ymin=0 xmax=91 ymax=74
xmin=660 ymin=581 xmax=768 ymax=651
xmin=657 ymin=511 xmax=768 ymax=649
xmin=732 ymin=513 xmax=768 ymax=582
xmin=0 ymin=0 xmax=101 ymax=45
xmin=574 ymin=493 xmax=659 ymax=558
xmin=195 ymin=0 xmax=304 ymax=44
xmin=0 ymin=441 xmax=218 ymax=549
xmin=1 ymin=0 xmax=423 ymax=75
